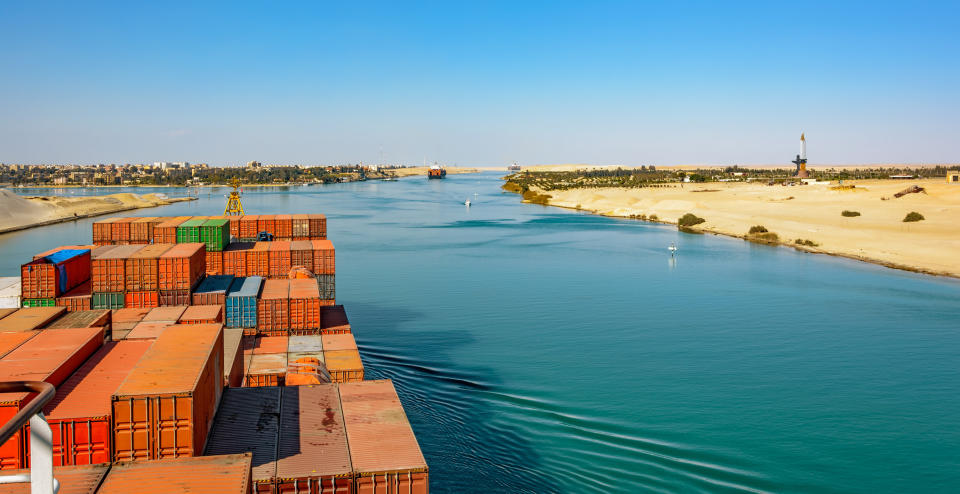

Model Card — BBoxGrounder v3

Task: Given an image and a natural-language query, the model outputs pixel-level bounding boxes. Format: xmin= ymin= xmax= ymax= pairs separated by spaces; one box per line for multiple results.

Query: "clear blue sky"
xmin=2 ymin=1 xmax=957 ymax=166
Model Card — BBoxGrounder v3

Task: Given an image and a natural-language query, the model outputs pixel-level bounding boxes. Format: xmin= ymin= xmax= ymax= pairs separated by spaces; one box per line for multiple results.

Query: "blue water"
xmin=3 ymin=174 xmax=959 ymax=493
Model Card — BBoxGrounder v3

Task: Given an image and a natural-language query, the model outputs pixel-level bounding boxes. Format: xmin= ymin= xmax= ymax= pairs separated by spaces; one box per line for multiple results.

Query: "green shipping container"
xmin=91 ymin=292 xmax=124 ymax=309
xmin=23 ymin=298 xmax=56 ymax=307
xmin=200 ymin=219 xmax=230 ymax=252
xmin=177 ymin=219 xmax=207 ymax=244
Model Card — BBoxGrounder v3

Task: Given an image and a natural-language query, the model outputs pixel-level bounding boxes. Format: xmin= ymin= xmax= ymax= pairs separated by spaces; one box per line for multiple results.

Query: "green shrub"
xmin=748 ymin=225 xmax=768 ymax=234
xmin=795 ymin=238 xmax=819 ymax=247
xmin=522 ymin=190 xmax=551 ymax=205
xmin=649 ymin=214 xmax=658 ymax=221
xmin=678 ymin=213 xmax=705 ymax=227
xmin=501 ymin=181 xmax=522 ymax=193
xmin=841 ymin=210 xmax=860 ymax=217
xmin=903 ymin=212 xmax=924 ymax=222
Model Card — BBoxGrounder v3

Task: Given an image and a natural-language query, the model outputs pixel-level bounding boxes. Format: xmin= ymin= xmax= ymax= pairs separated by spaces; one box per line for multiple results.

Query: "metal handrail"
xmin=0 ymin=381 xmax=59 ymax=494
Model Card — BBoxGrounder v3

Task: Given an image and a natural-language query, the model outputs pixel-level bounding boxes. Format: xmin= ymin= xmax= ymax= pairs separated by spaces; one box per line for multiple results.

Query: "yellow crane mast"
xmin=224 ymin=178 xmax=245 ymax=215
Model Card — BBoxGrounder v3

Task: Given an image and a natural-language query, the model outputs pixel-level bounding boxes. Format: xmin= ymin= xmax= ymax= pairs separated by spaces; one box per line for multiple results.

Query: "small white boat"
xmin=464 ymin=199 xmax=471 ymax=206
xmin=668 ymin=243 xmax=677 ymax=256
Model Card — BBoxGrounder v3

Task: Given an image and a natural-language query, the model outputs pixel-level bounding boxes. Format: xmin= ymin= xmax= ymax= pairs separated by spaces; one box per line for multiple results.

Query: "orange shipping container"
xmin=56 ymin=281 xmax=92 ymax=312
xmin=252 ymin=336 xmax=288 ymax=355
xmin=92 ymin=218 xmax=118 ymax=245
xmin=0 ymin=307 xmax=67 ymax=332
xmin=223 ymin=328 xmax=245 ymax=388
xmin=274 ymin=385 xmax=353 ymax=493
xmin=257 ymin=215 xmax=276 ymax=238
xmin=179 ymin=305 xmax=223 ymax=325
xmin=43 ymin=340 xmax=153 ymax=466
xmin=206 ymin=250 xmax=224 ymax=276
xmin=323 ymin=350 xmax=364 ymax=383
xmin=96 ymin=453 xmax=253 ymax=494
xmin=245 ymin=353 xmax=286 ymax=387
xmin=268 ymin=241 xmax=292 ymax=278
xmin=0 ymin=327 xmax=105 ymax=470
xmin=310 ymin=240 xmax=335 ymax=275
xmin=239 ymin=215 xmax=260 ymax=239
xmin=130 ymin=217 xmax=161 ymax=244
xmin=112 ymin=323 xmax=224 ymax=462
xmin=46 ymin=310 xmax=111 ymax=331
xmin=124 ymin=321 xmax=171 ymax=340
xmin=307 ymin=214 xmax=326 ymax=239
xmin=274 ymin=214 xmax=293 ymax=239
xmin=0 ymin=332 xmax=38 ymax=360
xmin=223 ymin=243 xmax=254 ymax=277
xmin=92 ymin=245 xmax=143 ymax=293
xmin=289 ymin=240 xmax=313 ymax=272
xmin=124 ymin=291 xmax=159 ymax=309
xmin=291 ymin=214 xmax=309 ymax=239
xmin=339 ymin=380 xmax=428 ymax=494
xmin=288 ymin=279 xmax=320 ymax=331
xmin=143 ymin=306 xmax=187 ymax=323
xmin=204 ymin=387 xmax=279 ymax=491
xmin=228 ymin=216 xmax=241 ymax=237
xmin=158 ymin=243 xmax=206 ymax=291
xmin=125 ymin=243 xmax=172 ymax=292
xmin=111 ymin=307 xmax=151 ymax=326
xmin=0 ymin=463 xmax=109 ymax=494
xmin=110 ymin=218 xmax=135 ymax=244
xmin=321 ymin=333 xmax=358 ymax=352
xmin=159 ymin=289 xmax=191 ymax=307
xmin=320 ymin=305 xmax=351 ymax=335
xmin=246 ymin=243 xmax=270 ymax=278
xmin=257 ymin=280 xmax=289 ymax=335
xmin=152 ymin=216 xmax=191 ymax=244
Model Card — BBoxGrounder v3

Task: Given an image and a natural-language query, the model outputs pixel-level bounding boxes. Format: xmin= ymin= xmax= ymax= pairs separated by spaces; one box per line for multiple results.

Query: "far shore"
xmin=512 ymin=178 xmax=960 ymax=279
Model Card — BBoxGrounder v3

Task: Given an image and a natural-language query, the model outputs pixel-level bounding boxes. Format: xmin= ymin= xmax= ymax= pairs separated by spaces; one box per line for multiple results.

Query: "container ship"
xmin=427 ymin=165 xmax=446 ymax=179
xmin=0 ymin=213 xmax=429 ymax=493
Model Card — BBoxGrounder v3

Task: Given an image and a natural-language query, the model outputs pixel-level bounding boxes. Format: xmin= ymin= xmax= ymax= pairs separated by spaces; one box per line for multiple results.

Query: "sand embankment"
xmin=534 ymin=179 xmax=960 ymax=278
xmin=0 ymin=190 xmax=196 ymax=234
xmin=387 ymin=167 xmax=480 ymax=178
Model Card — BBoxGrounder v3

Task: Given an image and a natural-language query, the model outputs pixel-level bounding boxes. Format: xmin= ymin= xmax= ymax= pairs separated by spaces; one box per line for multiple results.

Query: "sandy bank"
xmin=0 ymin=190 xmax=196 ymax=234
xmin=387 ymin=167 xmax=480 ymax=178
xmin=528 ymin=179 xmax=960 ymax=278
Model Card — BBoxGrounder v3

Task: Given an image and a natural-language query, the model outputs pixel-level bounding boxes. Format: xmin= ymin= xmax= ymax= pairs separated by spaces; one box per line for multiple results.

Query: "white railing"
xmin=0 ymin=381 xmax=59 ymax=494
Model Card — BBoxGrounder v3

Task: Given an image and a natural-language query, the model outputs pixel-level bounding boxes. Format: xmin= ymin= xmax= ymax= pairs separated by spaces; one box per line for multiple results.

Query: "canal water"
xmin=2 ymin=173 xmax=959 ymax=493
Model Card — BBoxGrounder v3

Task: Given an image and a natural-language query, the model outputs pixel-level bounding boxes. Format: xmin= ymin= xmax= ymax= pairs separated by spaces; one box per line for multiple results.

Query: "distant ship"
xmin=428 ymin=164 xmax=446 ymax=179
xmin=508 ymin=162 xmax=521 ymax=171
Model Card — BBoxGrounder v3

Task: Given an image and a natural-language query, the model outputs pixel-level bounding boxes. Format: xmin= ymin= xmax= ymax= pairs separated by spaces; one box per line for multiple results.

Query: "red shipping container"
xmin=112 ymin=323 xmax=223 ymax=462
xmin=289 ymin=241 xmax=313 ymax=272
xmin=0 ymin=332 xmax=38 ymax=360
xmin=257 ymin=280 xmax=289 ymax=335
xmin=92 ymin=245 xmax=143 ymax=293
xmin=179 ymin=305 xmax=223 ymax=325
xmin=124 ymin=291 xmax=159 ymax=309
xmin=239 ymin=215 xmax=260 ymax=239
xmin=274 ymin=214 xmax=293 ymax=239
xmin=310 ymin=240 xmax=335 ymax=275
xmin=152 ymin=216 xmax=191 ymax=244
xmin=223 ymin=243 xmax=254 ymax=277
xmin=158 ymin=243 xmax=206 ymax=291
xmin=42 ymin=340 xmax=153 ymax=466
xmin=96 ymin=453 xmax=253 ymax=494
xmin=21 ymin=249 xmax=91 ymax=299
xmin=307 ymin=214 xmax=326 ymax=239
xmin=291 ymin=214 xmax=310 ymax=240
xmin=246 ymin=243 xmax=270 ymax=278
xmin=0 ymin=327 xmax=104 ymax=470
xmin=130 ymin=217 xmax=161 ymax=244
xmin=125 ymin=244 xmax=173 ymax=292
xmin=268 ymin=241 xmax=292 ymax=279
xmin=257 ymin=215 xmax=276 ymax=238
xmin=92 ymin=218 xmax=117 ymax=245
xmin=206 ymin=250 xmax=224 ymax=276
xmin=320 ymin=305 xmax=351 ymax=335
xmin=110 ymin=218 xmax=135 ymax=244
xmin=159 ymin=289 xmax=191 ymax=307
xmin=340 ymin=380 xmax=429 ymax=494
xmin=56 ymin=281 xmax=92 ymax=312
xmin=288 ymin=279 xmax=320 ymax=331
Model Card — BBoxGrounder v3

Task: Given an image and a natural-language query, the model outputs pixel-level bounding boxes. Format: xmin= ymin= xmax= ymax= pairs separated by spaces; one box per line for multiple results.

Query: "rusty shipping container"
xmin=92 ymin=218 xmax=118 ymax=245
xmin=204 ymin=387 xmax=279 ymax=492
xmin=289 ymin=240 xmax=313 ymax=272
xmin=223 ymin=243 xmax=254 ymax=277
xmin=223 ymin=328 xmax=245 ymax=388
xmin=130 ymin=217 xmax=161 ymax=244
xmin=159 ymin=289 xmax=191 ymax=307
xmin=0 ymin=327 xmax=104 ymax=470
xmin=246 ymin=242 xmax=270 ymax=278
xmin=274 ymin=385 xmax=353 ymax=493
xmin=257 ymin=215 xmax=276 ymax=238
xmin=268 ymin=241 xmax=292 ymax=279
xmin=96 ymin=453 xmax=253 ymax=494
xmin=308 ymin=214 xmax=327 ymax=239
xmin=193 ymin=275 xmax=234 ymax=307
xmin=323 ymin=350 xmax=364 ymax=383
xmin=257 ymin=279 xmax=289 ymax=335
xmin=110 ymin=217 xmax=135 ymax=244
xmin=239 ymin=215 xmax=260 ymax=239
xmin=0 ymin=307 xmax=66 ymax=332
xmin=340 ymin=380 xmax=428 ymax=494
xmin=46 ymin=309 xmax=111 ymax=331
xmin=56 ymin=281 xmax=92 ymax=312
xmin=111 ymin=323 xmax=224 ymax=462
xmin=152 ymin=216 xmax=191 ymax=244
xmin=179 ymin=305 xmax=223 ymax=325
xmin=0 ymin=463 xmax=109 ymax=494
xmin=289 ymin=279 xmax=320 ymax=331
xmin=245 ymin=353 xmax=286 ymax=387
xmin=21 ymin=248 xmax=91 ymax=299
xmin=291 ymin=214 xmax=309 ymax=239
xmin=320 ymin=305 xmax=351 ymax=335
xmin=206 ymin=250 xmax=224 ymax=276
xmin=43 ymin=340 xmax=153 ymax=466
xmin=228 ymin=215 xmax=241 ymax=237
xmin=158 ymin=243 xmax=205 ymax=291
xmin=274 ymin=214 xmax=293 ymax=239
xmin=125 ymin=243 xmax=172 ymax=292
xmin=92 ymin=245 xmax=142 ymax=293
xmin=310 ymin=240 xmax=335 ymax=275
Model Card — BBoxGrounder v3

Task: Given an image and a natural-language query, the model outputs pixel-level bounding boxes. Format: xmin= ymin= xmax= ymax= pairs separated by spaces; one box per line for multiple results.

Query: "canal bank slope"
xmin=0 ymin=189 xmax=196 ymax=234
xmin=513 ymin=178 xmax=960 ymax=278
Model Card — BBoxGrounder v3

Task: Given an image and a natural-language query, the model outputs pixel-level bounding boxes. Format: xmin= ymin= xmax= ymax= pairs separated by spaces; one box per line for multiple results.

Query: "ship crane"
xmin=224 ymin=177 xmax=245 ymax=215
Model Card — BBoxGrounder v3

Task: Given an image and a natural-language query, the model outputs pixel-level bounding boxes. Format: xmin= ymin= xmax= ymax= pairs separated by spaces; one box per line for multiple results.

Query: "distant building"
xmin=948 ymin=170 xmax=960 ymax=184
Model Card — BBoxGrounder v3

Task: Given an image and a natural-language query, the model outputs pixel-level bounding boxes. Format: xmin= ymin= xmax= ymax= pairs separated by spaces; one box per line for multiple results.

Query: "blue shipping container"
xmin=195 ymin=274 xmax=235 ymax=297
xmin=226 ymin=276 xmax=263 ymax=328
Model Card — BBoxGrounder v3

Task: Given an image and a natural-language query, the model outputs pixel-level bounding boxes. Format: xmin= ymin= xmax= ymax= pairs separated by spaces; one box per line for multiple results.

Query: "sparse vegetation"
xmin=746 ymin=230 xmax=780 ymax=245
xmin=748 ymin=225 xmax=768 ymax=234
xmin=521 ymin=190 xmax=551 ymax=205
xmin=649 ymin=214 xmax=658 ymax=221
xmin=501 ymin=181 xmax=523 ymax=193
xmin=678 ymin=213 xmax=706 ymax=228
xmin=841 ymin=210 xmax=861 ymax=217
xmin=903 ymin=211 xmax=924 ymax=222
xmin=795 ymin=238 xmax=819 ymax=247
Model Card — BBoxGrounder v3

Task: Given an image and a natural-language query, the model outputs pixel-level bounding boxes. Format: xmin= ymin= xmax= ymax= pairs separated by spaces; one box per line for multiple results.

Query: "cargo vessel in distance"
xmin=428 ymin=165 xmax=446 ymax=179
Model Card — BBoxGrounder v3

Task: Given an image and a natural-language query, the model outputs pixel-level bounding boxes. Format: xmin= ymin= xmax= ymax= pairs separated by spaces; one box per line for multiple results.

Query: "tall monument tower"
xmin=792 ymin=133 xmax=810 ymax=178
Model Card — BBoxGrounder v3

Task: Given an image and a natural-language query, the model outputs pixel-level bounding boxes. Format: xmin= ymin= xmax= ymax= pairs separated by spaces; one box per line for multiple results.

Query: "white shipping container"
xmin=0 ymin=277 xmax=21 ymax=308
